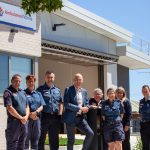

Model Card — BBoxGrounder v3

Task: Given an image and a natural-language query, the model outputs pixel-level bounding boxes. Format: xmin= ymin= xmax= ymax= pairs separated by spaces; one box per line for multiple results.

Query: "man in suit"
xmin=63 ymin=73 xmax=94 ymax=150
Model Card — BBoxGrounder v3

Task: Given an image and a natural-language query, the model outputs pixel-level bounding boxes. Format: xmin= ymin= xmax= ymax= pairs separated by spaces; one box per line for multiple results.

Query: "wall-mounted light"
xmin=10 ymin=29 xmax=18 ymax=33
xmin=52 ymin=23 xmax=66 ymax=31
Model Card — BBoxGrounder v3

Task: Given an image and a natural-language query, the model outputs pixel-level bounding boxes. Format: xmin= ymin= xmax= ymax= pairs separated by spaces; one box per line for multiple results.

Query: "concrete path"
xmin=45 ymin=134 xmax=139 ymax=150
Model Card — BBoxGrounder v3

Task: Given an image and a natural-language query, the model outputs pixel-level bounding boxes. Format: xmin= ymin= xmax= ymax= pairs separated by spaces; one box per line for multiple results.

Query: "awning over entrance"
xmin=42 ymin=40 xmax=118 ymax=66
xmin=117 ymin=46 xmax=150 ymax=69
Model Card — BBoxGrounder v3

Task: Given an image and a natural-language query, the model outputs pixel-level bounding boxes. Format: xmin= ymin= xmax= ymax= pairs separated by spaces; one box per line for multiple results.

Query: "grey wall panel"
xmin=41 ymin=13 xmax=116 ymax=55
xmin=117 ymin=64 xmax=130 ymax=98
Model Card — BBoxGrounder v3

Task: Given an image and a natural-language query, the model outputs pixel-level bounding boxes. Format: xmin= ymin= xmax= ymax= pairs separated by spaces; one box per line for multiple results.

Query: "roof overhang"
xmin=42 ymin=39 xmax=118 ymax=66
xmin=117 ymin=46 xmax=150 ymax=69
xmin=53 ymin=0 xmax=133 ymax=43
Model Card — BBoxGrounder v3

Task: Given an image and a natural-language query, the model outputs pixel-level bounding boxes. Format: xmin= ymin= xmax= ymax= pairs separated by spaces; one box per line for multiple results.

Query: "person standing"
xmin=3 ymin=74 xmax=29 ymax=150
xmin=102 ymin=88 xmax=125 ymax=150
xmin=37 ymin=71 xmax=63 ymax=150
xmin=139 ymin=85 xmax=150 ymax=150
xmin=24 ymin=75 xmax=45 ymax=150
xmin=116 ymin=87 xmax=132 ymax=150
xmin=63 ymin=73 xmax=94 ymax=150
xmin=89 ymin=88 xmax=108 ymax=150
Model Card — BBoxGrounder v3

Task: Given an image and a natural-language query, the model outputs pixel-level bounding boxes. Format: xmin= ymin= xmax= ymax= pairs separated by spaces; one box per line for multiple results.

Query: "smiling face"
xmin=107 ymin=88 xmax=116 ymax=101
xmin=116 ymin=91 xmax=124 ymax=100
xmin=11 ymin=75 xmax=21 ymax=90
xmin=45 ymin=73 xmax=55 ymax=87
xmin=26 ymin=79 xmax=35 ymax=91
xmin=93 ymin=89 xmax=103 ymax=102
xmin=142 ymin=86 xmax=150 ymax=99
xmin=73 ymin=73 xmax=83 ymax=89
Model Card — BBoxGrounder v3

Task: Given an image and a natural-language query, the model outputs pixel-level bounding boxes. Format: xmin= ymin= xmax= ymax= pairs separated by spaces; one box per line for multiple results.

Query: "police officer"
xmin=24 ymin=75 xmax=45 ymax=150
xmin=37 ymin=71 xmax=63 ymax=150
xmin=116 ymin=87 xmax=132 ymax=150
xmin=3 ymin=74 xmax=29 ymax=150
xmin=102 ymin=88 xmax=125 ymax=150
xmin=63 ymin=73 xmax=94 ymax=150
xmin=139 ymin=85 xmax=150 ymax=150
xmin=89 ymin=88 xmax=108 ymax=150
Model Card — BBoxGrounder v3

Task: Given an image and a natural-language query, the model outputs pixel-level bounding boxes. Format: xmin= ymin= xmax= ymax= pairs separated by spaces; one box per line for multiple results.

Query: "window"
xmin=11 ymin=56 xmax=32 ymax=90
xmin=0 ymin=54 xmax=32 ymax=95
xmin=0 ymin=54 xmax=9 ymax=94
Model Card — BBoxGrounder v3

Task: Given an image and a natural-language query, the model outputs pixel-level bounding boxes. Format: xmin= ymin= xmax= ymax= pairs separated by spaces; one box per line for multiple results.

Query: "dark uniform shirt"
xmin=24 ymin=88 xmax=46 ymax=112
xmin=139 ymin=97 xmax=150 ymax=122
xmin=102 ymin=99 xmax=124 ymax=122
xmin=3 ymin=85 xmax=28 ymax=118
xmin=37 ymin=83 xmax=62 ymax=114
xmin=122 ymin=99 xmax=132 ymax=126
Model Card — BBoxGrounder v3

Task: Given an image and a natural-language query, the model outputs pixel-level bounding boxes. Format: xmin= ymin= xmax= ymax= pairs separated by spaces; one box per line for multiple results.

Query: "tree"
xmin=22 ymin=0 xmax=63 ymax=15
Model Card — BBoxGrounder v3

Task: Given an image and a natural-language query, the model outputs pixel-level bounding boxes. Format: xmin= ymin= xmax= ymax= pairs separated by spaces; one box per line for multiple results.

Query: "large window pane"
xmin=11 ymin=56 xmax=32 ymax=89
xmin=0 ymin=55 xmax=9 ymax=94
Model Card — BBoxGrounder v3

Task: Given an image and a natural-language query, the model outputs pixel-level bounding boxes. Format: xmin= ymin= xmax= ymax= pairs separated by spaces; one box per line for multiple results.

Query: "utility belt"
xmin=104 ymin=120 xmax=121 ymax=125
xmin=42 ymin=112 xmax=59 ymax=118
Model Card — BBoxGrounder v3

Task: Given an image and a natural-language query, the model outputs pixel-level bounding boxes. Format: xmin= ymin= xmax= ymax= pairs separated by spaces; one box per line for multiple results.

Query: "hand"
xmin=124 ymin=126 xmax=129 ymax=132
xmin=29 ymin=112 xmax=38 ymax=120
xmin=20 ymin=116 xmax=28 ymax=124
xmin=80 ymin=107 xmax=89 ymax=113
xmin=90 ymin=105 xmax=97 ymax=109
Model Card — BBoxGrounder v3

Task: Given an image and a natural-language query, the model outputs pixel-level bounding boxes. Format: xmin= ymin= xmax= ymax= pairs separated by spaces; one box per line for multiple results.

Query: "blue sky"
xmin=70 ymin=0 xmax=150 ymax=100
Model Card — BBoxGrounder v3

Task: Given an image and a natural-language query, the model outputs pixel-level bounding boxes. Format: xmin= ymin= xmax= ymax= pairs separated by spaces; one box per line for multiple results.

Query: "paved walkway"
xmin=45 ymin=145 xmax=82 ymax=150
xmin=45 ymin=134 xmax=139 ymax=150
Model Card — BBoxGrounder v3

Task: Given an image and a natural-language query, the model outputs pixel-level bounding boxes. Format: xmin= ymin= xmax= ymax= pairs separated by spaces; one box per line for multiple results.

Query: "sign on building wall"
xmin=0 ymin=2 xmax=36 ymax=31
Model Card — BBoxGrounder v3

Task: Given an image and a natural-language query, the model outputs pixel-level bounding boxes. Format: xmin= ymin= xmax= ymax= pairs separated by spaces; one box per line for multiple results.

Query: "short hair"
xmin=73 ymin=73 xmax=83 ymax=80
xmin=142 ymin=85 xmax=150 ymax=90
xmin=45 ymin=70 xmax=55 ymax=76
xmin=93 ymin=88 xmax=103 ymax=94
xmin=116 ymin=86 xmax=126 ymax=98
xmin=11 ymin=74 xmax=21 ymax=82
xmin=26 ymin=74 xmax=36 ymax=82
xmin=107 ymin=88 xmax=115 ymax=95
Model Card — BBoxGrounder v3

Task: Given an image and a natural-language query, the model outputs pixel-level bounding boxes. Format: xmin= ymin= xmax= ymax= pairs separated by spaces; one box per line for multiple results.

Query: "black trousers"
xmin=122 ymin=129 xmax=131 ymax=150
xmin=6 ymin=118 xmax=28 ymax=150
xmin=140 ymin=122 xmax=150 ymax=150
xmin=38 ymin=113 xmax=61 ymax=150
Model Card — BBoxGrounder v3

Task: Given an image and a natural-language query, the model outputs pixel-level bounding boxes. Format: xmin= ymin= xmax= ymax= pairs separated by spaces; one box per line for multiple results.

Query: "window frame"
xmin=0 ymin=52 xmax=34 ymax=96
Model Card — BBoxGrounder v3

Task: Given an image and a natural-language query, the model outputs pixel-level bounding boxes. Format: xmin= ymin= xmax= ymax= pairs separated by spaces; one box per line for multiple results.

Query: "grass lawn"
xmin=45 ymin=137 xmax=83 ymax=146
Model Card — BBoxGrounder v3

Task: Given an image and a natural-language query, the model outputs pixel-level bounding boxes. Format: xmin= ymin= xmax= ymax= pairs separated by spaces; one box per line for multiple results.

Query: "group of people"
xmin=3 ymin=71 xmax=150 ymax=150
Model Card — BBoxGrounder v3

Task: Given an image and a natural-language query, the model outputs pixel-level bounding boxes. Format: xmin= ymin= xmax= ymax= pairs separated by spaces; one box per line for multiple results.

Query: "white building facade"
xmin=0 ymin=0 xmax=150 ymax=149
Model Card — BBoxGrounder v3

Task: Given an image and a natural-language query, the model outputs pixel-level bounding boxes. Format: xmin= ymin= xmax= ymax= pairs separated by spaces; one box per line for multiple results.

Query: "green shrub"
xmin=132 ymin=137 xmax=142 ymax=150
xmin=45 ymin=137 xmax=83 ymax=146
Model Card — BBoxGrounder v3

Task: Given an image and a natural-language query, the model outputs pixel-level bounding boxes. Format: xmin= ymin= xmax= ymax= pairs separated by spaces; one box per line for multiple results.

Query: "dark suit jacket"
xmin=63 ymin=85 xmax=89 ymax=125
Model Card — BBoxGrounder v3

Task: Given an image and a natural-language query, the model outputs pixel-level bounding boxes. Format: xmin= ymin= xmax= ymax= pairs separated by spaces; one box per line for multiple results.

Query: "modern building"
xmin=0 ymin=0 xmax=150 ymax=149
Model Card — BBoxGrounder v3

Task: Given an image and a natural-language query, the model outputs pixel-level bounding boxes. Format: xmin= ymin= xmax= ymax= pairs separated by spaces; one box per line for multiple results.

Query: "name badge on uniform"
xmin=147 ymin=104 xmax=149 ymax=107
xmin=105 ymin=105 xmax=109 ymax=108
xmin=27 ymin=95 xmax=31 ymax=98
xmin=44 ymin=91 xmax=49 ymax=96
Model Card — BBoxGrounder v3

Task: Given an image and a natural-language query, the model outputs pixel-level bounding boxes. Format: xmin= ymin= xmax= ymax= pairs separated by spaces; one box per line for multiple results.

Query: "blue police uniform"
xmin=102 ymin=99 xmax=125 ymax=143
xmin=122 ymin=99 xmax=132 ymax=150
xmin=37 ymin=83 xmax=62 ymax=150
xmin=3 ymin=85 xmax=28 ymax=150
xmin=24 ymin=88 xmax=45 ymax=150
xmin=139 ymin=97 xmax=150 ymax=150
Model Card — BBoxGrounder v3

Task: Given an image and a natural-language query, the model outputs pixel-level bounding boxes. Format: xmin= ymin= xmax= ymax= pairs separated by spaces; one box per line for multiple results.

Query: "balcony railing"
xmin=117 ymin=36 xmax=150 ymax=56
xmin=128 ymin=36 xmax=150 ymax=56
